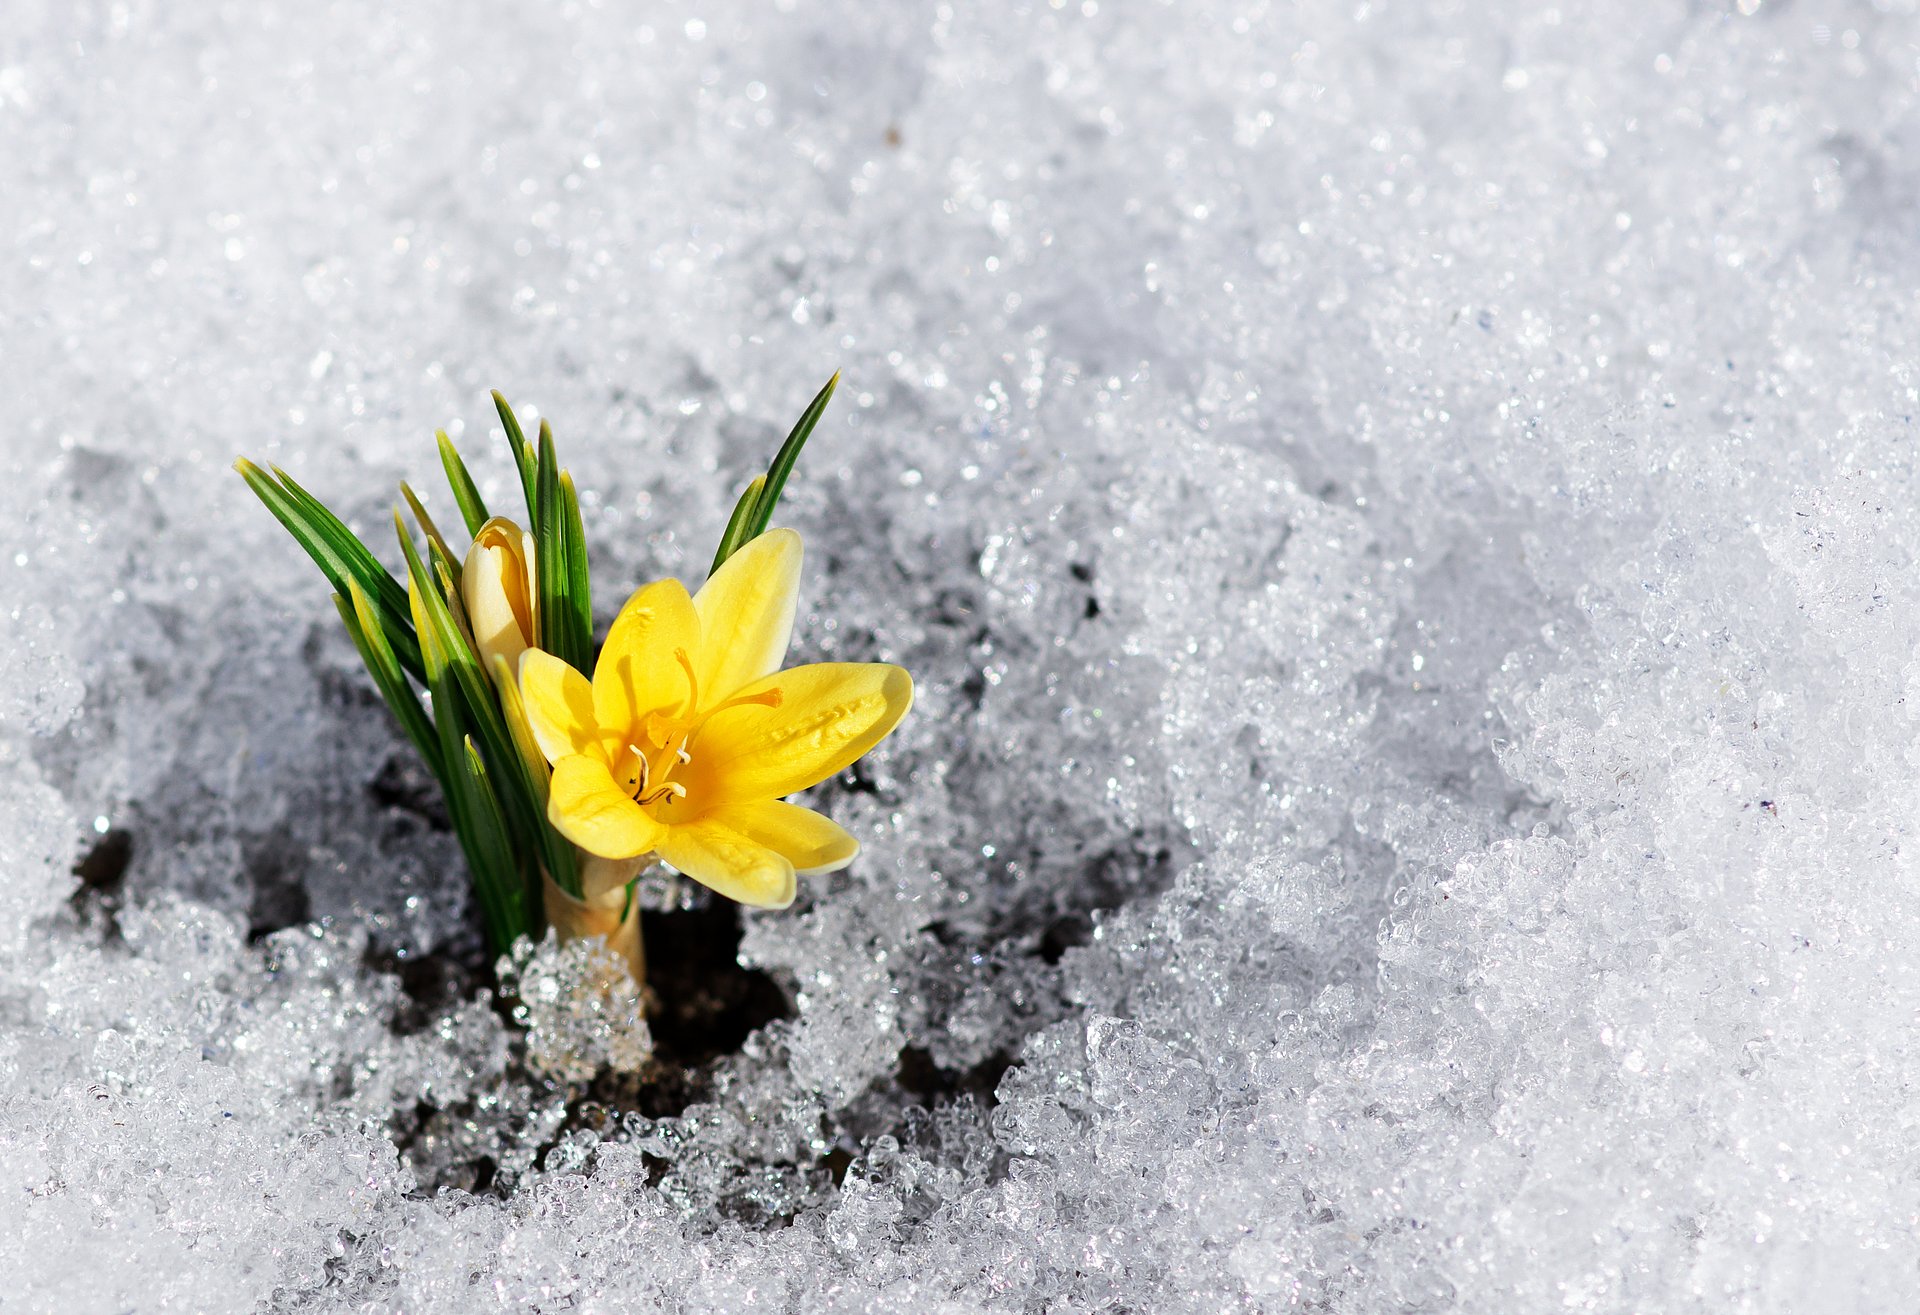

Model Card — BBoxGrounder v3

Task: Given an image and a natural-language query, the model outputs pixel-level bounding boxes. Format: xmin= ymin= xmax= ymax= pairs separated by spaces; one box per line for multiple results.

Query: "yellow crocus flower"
xmin=463 ymin=516 xmax=540 ymax=679
xmin=517 ymin=529 xmax=912 ymax=909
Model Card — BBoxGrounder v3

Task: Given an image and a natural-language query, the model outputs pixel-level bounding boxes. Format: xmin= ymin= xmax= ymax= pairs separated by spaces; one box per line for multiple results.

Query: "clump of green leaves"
xmin=235 ymin=375 xmax=838 ymax=953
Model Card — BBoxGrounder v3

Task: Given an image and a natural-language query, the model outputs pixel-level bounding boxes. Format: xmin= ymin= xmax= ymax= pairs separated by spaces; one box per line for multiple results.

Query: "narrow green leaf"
xmin=411 ymin=572 xmax=529 ymax=950
xmin=534 ymin=423 xmax=562 ymax=644
xmin=333 ymin=586 xmax=444 ymax=782
xmin=398 ymin=511 xmax=578 ymax=900
xmin=483 ymin=647 xmax=575 ymax=908
xmin=436 ymin=430 xmax=490 ymax=538
xmin=401 ymin=481 xmax=460 ymax=592
xmin=460 ymin=735 xmax=528 ymax=953
xmin=270 ymin=464 xmax=415 ymax=619
xmin=560 ymin=469 xmax=592 ymax=661
xmin=708 ymin=475 xmax=766 ymax=577
xmin=234 ymin=459 xmax=423 ymax=679
xmin=534 ymin=422 xmax=592 ymax=672
xmin=542 ymin=816 xmax=579 ymax=899
xmin=492 ymin=391 xmax=539 ymax=527
xmin=428 ymin=544 xmax=474 ymax=650
xmin=743 ymin=372 xmax=839 ymax=540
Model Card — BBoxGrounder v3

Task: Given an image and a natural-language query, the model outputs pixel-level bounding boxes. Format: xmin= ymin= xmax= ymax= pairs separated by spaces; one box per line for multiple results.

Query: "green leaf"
xmin=427 ymin=541 xmax=468 ymax=640
xmin=535 ymin=422 xmax=592 ymax=673
xmin=743 ymin=372 xmax=838 ymax=540
xmin=234 ymin=459 xmax=424 ymax=680
xmin=333 ymin=582 xmax=443 ymax=782
xmin=561 ymin=469 xmax=593 ymax=661
xmin=436 ymin=430 xmax=491 ymax=538
xmin=460 ymin=735 xmax=529 ymax=954
xmin=401 ymin=481 xmax=460 ymax=592
xmin=411 ymin=572 xmax=532 ymax=950
xmin=418 ymin=600 xmax=525 ymax=950
xmin=492 ymin=391 xmax=539 ymax=527
xmin=708 ymin=475 xmax=766 ymax=578
xmin=397 ymin=512 xmax=579 ymax=900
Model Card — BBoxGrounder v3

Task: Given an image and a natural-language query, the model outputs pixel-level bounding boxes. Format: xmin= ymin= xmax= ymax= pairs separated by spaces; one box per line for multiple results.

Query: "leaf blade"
xmin=333 ymin=583 xmax=444 ymax=782
xmin=492 ymin=391 xmax=539 ymax=527
xmin=707 ymin=475 xmax=766 ymax=578
xmin=437 ymin=430 xmax=491 ymax=538
xmin=234 ymin=458 xmax=424 ymax=680
xmin=397 ymin=510 xmax=580 ymax=900
xmin=560 ymin=469 xmax=593 ymax=666
xmin=534 ymin=422 xmax=592 ymax=673
xmin=743 ymin=372 xmax=838 ymax=540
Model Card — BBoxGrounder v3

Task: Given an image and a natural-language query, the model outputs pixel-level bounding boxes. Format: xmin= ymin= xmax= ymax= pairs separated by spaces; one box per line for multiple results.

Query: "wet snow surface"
xmin=5 ymin=2 xmax=1920 ymax=1310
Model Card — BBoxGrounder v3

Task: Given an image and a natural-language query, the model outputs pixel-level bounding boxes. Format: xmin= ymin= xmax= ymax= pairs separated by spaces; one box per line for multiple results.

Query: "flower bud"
xmin=462 ymin=517 xmax=538 ymax=678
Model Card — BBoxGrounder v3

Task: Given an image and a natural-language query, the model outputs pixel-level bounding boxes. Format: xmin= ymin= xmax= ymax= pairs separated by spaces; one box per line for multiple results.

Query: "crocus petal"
xmin=691 ymin=528 xmax=802 ymax=706
xmin=462 ymin=518 xmax=537 ymax=675
xmin=683 ymin=662 xmax=913 ymax=806
xmin=519 ymin=648 xmax=600 ymax=765
xmin=547 ymin=754 xmax=664 ymax=859
xmin=708 ymin=799 xmax=859 ymax=876
xmin=594 ymin=578 xmax=700 ymax=740
xmin=655 ymin=817 xmax=797 ymax=909
xmin=464 ymin=543 xmax=528 ymax=674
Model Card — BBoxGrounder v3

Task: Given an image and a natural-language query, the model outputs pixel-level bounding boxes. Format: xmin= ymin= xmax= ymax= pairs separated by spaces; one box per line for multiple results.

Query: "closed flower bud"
xmin=462 ymin=517 xmax=538 ymax=678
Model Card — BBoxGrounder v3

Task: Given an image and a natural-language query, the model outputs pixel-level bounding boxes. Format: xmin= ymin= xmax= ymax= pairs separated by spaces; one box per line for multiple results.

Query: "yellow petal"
xmin=708 ymin=799 xmax=859 ymax=876
xmin=594 ymin=578 xmax=699 ymax=740
xmin=491 ymin=654 xmax=553 ymax=799
xmin=462 ymin=518 xmax=536 ymax=674
xmin=519 ymin=648 xmax=600 ymax=765
xmin=655 ymin=817 xmax=797 ymax=908
xmin=684 ymin=662 xmax=913 ymax=806
xmin=691 ymin=527 xmax=802 ymax=706
xmin=548 ymin=754 xmax=664 ymax=859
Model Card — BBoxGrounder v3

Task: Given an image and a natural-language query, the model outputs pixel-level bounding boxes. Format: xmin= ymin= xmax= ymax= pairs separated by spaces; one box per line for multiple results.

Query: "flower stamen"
xmin=624 ymin=744 xmax=651 ymax=796
xmin=637 ymin=781 xmax=686 ymax=806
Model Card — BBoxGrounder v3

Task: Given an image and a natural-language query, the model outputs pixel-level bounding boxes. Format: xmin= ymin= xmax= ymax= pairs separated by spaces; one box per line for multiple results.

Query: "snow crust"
xmin=5 ymin=1 xmax=1920 ymax=1309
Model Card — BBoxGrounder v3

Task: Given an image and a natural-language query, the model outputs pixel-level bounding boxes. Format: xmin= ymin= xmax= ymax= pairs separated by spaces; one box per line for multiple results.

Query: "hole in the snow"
xmin=73 ymin=827 xmax=134 ymax=895
xmin=365 ymin=937 xmax=488 ymax=1037
xmin=643 ymin=898 xmax=791 ymax=1068
xmin=895 ymin=1044 xmax=1014 ymax=1109
xmin=545 ymin=896 xmax=796 ymax=1132
xmin=71 ymin=827 xmax=134 ymax=941
xmin=368 ymin=752 xmax=449 ymax=828
xmin=245 ymin=843 xmax=313 ymax=944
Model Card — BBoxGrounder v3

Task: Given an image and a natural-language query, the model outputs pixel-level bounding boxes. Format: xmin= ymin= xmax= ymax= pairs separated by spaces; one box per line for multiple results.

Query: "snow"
xmin=5 ymin=1 xmax=1920 ymax=1310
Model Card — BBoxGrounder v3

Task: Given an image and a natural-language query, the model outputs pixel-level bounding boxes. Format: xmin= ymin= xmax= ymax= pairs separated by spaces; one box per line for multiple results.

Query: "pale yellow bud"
xmin=462 ymin=517 xmax=538 ymax=678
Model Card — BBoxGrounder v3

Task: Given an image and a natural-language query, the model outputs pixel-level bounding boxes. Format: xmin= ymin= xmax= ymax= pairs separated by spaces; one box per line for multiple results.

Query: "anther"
xmin=625 ymin=744 xmax=651 ymax=798
xmin=637 ymin=781 xmax=686 ymax=806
